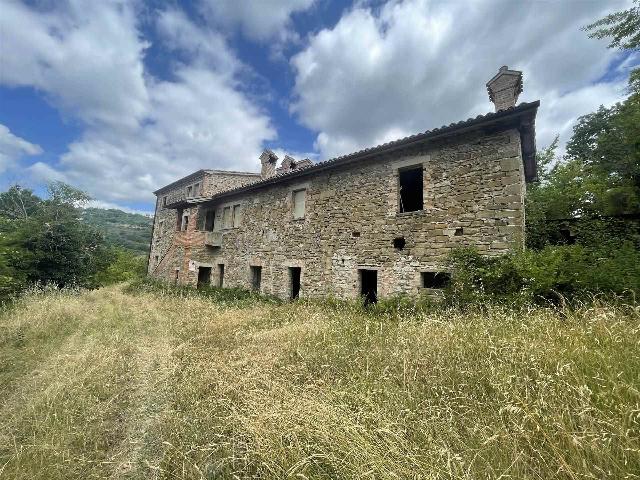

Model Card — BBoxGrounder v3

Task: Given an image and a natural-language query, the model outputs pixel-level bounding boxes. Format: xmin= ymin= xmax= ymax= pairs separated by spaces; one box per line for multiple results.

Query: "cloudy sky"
xmin=0 ymin=0 xmax=637 ymax=212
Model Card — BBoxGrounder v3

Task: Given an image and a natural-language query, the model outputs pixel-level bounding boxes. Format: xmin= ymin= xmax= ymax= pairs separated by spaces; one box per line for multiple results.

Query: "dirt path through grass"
xmin=1 ymin=284 xmax=639 ymax=479
xmin=0 ymin=286 xmax=180 ymax=479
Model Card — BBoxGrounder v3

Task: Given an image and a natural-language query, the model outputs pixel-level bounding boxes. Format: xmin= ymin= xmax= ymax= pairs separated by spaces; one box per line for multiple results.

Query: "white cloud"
xmin=0 ymin=0 xmax=149 ymax=129
xmin=199 ymin=0 xmax=315 ymax=42
xmin=1 ymin=2 xmax=276 ymax=205
xmin=52 ymin=65 xmax=275 ymax=203
xmin=0 ymin=124 xmax=42 ymax=174
xmin=291 ymin=0 xmax=632 ymax=159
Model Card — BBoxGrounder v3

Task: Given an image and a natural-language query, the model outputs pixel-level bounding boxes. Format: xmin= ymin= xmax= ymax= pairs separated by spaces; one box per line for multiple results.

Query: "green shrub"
xmin=94 ymin=248 xmax=147 ymax=286
xmin=448 ymin=243 xmax=640 ymax=305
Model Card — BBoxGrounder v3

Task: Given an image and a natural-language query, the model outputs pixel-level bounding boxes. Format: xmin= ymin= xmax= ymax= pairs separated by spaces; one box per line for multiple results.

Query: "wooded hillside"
xmin=81 ymin=208 xmax=153 ymax=255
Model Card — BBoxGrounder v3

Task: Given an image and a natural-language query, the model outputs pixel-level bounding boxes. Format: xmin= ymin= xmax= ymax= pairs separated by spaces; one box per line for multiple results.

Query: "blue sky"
xmin=0 ymin=0 xmax=637 ymax=213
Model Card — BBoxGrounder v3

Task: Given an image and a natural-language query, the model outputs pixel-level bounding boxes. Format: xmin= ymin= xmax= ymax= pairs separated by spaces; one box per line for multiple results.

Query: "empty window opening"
xmin=174 ymin=269 xmax=180 ymax=284
xmin=559 ymin=228 xmax=576 ymax=245
xmin=289 ymin=267 xmax=301 ymax=300
xmin=223 ymin=206 xmax=232 ymax=229
xmin=398 ymin=166 xmax=424 ymax=212
xmin=422 ymin=272 xmax=451 ymax=289
xmin=352 ymin=231 xmax=361 ymax=238
xmin=359 ymin=269 xmax=378 ymax=305
xmin=186 ymin=185 xmax=193 ymax=197
xmin=197 ymin=267 xmax=211 ymax=289
xmin=233 ymin=204 xmax=242 ymax=227
xmin=154 ymin=255 xmax=159 ymax=267
xmin=454 ymin=227 xmax=464 ymax=236
xmin=162 ymin=196 xmax=168 ymax=207
xmin=181 ymin=213 xmax=189 ymax=231
xmin=250 ymin=266 xmax=262 ymax=291
xmin=293 ymin=189 xmax=306 ymax=219
xmin=204 ymin=209 xmax=215 ymax=231
xmin=193 ymin=182 xmax=200 ymax=196
xmin=393 ymin=237 xmax=406 ymax=250
xmin=218 ymin=264 xmax=225 ymax=287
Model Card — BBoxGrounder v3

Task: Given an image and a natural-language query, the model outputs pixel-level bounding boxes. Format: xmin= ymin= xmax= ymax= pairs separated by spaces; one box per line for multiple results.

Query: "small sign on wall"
xmin=188 ymin=260 xmax=197 ymax=272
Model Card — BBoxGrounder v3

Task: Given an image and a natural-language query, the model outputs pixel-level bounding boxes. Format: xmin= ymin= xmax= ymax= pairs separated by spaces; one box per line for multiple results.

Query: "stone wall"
xmin=148 ymin=171 xmax=259 ymax=276
xmin=151 ymin=127 xmax=526 ymax=300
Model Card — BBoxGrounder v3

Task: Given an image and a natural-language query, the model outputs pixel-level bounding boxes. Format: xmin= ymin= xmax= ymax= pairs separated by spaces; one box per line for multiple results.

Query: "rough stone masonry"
xmin=148 ymin=66 xmax=539 ymax=302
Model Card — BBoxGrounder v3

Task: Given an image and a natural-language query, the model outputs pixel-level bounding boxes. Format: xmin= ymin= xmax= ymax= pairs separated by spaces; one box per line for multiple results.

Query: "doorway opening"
xmin=217 ymin=264 xmax=225 ymax=287
xmin=289 ymin=267 xmax=301 ymax=299
xmin=197 ymin=267 xmax=211 ymax=289
xmin=250 ymin=266 xmax=262 ymax=291
xmin=359 ymin=269 xmax=378 ymax=305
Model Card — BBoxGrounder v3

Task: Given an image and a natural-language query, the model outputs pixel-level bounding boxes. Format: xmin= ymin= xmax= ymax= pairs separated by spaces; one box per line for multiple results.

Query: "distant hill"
xmin=82 ymin=208 xmax=153 ymax=255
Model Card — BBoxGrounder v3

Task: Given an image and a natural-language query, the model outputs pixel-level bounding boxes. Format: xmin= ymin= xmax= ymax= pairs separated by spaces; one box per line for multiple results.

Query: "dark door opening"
xmin=289 ymin=267 xmax=301 ymax=299
xmin=359 ymin=269 xmax=378 ymax=305
xmin=218 ymin=264 xmax=225 ymax=287
xmin=250 ymin=266 xmax=262 ymax=291
xmin=197 ymin=267 xmax=211 ymax=289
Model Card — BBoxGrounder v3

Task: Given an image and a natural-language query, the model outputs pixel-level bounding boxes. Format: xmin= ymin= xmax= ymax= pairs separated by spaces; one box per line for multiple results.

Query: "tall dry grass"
xmin=0 ymin=285 xmax=638 ymax=479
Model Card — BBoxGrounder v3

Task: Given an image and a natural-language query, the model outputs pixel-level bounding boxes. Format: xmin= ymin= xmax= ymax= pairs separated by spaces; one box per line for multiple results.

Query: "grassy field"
xmin=0 ymin=285 xmax=639 ymax=479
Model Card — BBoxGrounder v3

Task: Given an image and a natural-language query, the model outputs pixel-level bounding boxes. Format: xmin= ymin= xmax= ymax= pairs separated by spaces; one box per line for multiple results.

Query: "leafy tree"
xmin=0 ymin=185 xmax=42 ymax=219
xmin=584 ymin=0 xmax=639 ymax=52
xmin=0 ymin=183 xmax=112 ymax=295
xmin=527 ymin=3 xmax=640 ymax=247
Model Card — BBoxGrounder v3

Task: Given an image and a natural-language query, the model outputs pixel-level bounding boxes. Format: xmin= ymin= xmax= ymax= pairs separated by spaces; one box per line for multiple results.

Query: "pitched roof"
xmin=153 ymin=169 xmax=260 ymax=195
xmin=167 ymin=100 xmax=539 ymax=208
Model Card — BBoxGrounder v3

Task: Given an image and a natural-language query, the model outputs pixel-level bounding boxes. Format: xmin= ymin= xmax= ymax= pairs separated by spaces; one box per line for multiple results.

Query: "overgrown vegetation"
xmin=125 ymin=277 xmax=283 ymax=308
xmin=447 ymin=245 xmax=640 ymax=306
xmin=0 ymin=183 xmax=148 ymax=302
xmin=447 ymin=3 xmax=640 ymax=304
xmin=1 ymin=284 xmax=638 ymax=479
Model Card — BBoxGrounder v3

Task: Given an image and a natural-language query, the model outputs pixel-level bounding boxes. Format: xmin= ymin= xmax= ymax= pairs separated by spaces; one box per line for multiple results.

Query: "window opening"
xmin=421 ymin=272 xmax=451 ymax=289
xmin=205 ymin=210 xmax=215 ymax=231
xmin=293 ymin=189 xmax=306 ymax=219
xmin=223 ymin=206 xmax=232 ymax=229
xmin=399 ymin=166 xmax=424 ymax=212
xmin=233 ymin=204 xmax=241 ymax=227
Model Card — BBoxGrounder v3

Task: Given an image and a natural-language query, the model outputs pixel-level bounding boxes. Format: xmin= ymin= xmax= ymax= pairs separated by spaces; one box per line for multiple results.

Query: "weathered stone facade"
xmin=147 ymin=68 xmax=539 ymax=301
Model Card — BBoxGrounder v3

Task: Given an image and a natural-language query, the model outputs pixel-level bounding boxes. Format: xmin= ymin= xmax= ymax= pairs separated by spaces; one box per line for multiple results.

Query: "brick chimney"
xmin=486 ymin=66 xmax=523 ymax=112
xmin=260 ymin=149 xmax=278 ymax=179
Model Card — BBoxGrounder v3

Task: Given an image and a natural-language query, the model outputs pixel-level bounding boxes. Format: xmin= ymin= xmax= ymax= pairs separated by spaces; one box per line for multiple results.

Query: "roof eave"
xmin=187 ymin=101 xmax=540 ymax=207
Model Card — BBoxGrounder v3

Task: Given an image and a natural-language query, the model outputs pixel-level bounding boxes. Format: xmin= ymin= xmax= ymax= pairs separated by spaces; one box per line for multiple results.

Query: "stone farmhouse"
xmin=148 ymin=66 xmax=539 ymax=302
